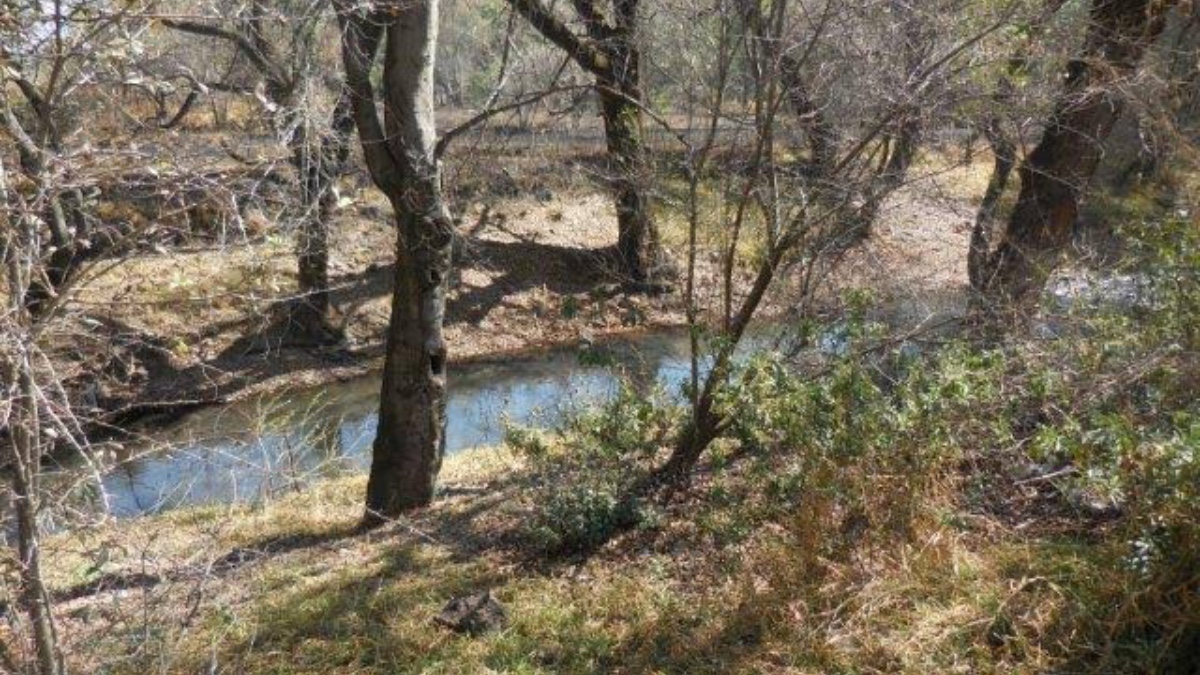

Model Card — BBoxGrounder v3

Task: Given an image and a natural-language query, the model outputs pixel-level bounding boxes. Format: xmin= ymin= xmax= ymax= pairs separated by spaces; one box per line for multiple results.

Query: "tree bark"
xmin=599 ymin=83 xmax=661 ymax=284
xmin=336 ymin=0 xmax=454 ymax=523
xmin=780 ymin=53 xmax=836 ymax=177
xmin=979 ymin=0 xmax=1176 ymax=313
xmin=294 ymin=91 xmax=354 ymax=327
xmin=505 ymin=0 xmax=664 ymax=285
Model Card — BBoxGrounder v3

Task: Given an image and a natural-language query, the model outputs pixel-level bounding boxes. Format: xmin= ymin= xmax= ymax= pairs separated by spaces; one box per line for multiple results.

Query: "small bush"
xmin=508 ymin=383 xmax=678 ymax=554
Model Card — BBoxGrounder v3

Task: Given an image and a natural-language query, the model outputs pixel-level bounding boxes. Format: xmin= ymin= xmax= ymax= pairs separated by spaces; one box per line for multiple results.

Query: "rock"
xmin=433 ymin=590 xmax=508 ymax=636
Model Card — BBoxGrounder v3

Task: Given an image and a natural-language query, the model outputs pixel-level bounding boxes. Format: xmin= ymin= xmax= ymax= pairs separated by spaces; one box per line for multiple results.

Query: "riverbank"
xmin=51 ymin=150 xmax=984 ymax=436
xmin=38 ymin=194 xmax=1200 ymax=671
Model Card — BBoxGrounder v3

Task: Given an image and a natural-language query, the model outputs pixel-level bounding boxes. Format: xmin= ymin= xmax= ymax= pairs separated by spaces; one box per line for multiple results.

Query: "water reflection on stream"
xmin=60 ymin=330 xmax=709 ymax=518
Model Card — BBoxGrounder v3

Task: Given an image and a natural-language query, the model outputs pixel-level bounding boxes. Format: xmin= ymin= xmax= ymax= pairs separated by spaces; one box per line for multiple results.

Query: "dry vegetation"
xmin=4 ymin=0 xmax=1199 ymax=672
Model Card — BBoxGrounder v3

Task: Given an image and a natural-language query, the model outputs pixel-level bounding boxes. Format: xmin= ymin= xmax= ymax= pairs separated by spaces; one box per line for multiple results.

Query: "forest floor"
xmin=42 ymin=440 xmax=1132 ymax=674
xmin=53 ymin=145 xmax=989 ymax=430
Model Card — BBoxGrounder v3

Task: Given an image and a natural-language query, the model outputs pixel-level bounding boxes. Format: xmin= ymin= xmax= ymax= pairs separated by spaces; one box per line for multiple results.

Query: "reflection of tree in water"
xmin=623 ymin=342 xmax=674 ymax=399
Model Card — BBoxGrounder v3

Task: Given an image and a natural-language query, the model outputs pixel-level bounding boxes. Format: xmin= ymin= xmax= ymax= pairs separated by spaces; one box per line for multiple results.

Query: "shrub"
xmin=507 ymin=383 xmax=678 ymax=554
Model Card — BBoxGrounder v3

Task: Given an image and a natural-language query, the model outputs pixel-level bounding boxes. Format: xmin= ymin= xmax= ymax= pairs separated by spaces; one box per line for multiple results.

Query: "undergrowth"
xmin=55 ymin=211 xmax=1197 ymax=674
xmin=506 ymin=211 xmax=1200 ymax=672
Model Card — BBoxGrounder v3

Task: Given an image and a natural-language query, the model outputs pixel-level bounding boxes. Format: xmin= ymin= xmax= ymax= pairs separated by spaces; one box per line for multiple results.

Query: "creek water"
xmin=45 ymin=289 xmax=973 ymax=522
xmin=52 ymin=330 xmax=717 ymax=518
xmin=25 ymin=269 xmax=1137 ymax=525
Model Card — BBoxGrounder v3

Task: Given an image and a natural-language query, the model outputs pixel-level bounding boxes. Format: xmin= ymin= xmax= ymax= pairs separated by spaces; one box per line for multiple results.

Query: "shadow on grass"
xmin=327 ymin=233 xmax=624 ymax=329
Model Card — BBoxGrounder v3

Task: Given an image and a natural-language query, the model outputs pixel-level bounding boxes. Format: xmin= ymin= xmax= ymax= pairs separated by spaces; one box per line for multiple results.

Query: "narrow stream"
xmin=25 ymin=272 xmax=1129 ymax=524
xmin=51 ymin=330 xmax=709 ymax=518
xmin=45 ymin=291 xmax=973 ymax=522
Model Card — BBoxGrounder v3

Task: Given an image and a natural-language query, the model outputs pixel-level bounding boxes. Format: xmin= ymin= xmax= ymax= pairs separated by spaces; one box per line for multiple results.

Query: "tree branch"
xmin=504 ymin=0 xmax=612 ymax=77
xmin=436 ymin=83 xmax=593 ymax=159
xmin=333 ymin=3 xmax=404 ymax=194
xmin=160 ymin=18 xmax=289 ymax=88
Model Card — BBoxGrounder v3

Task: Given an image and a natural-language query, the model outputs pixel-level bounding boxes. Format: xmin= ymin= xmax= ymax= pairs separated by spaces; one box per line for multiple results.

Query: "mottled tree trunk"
xmin=365 ymin=201 xmax=452 ymax=518
xmin=336 ymin=0 xmax=453 ymax=523
xmin=599 ymin=83 xmax=661 ymax=284
xmin=979 ymin=0 xmax=1175 ymax=313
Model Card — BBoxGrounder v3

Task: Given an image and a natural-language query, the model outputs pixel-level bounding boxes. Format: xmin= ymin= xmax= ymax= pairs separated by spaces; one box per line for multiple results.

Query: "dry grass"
xmin=38 ymin=437 xmax=1166 ymax=675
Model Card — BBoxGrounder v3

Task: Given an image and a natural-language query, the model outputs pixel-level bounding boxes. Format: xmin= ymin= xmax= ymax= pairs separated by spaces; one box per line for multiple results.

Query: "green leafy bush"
xmin=507 ymin=384 xmax=677 ymax=553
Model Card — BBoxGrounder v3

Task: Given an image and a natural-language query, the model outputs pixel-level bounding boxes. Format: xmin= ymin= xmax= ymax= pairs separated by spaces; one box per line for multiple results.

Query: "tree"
xmin=163 ymin=0 xmax=352 ymax=334
xmin=506 ymin=0 xmax=665 ymax=286
xmin=660 ymin=0 xmax=1014 ymax=480
xmin=1 ymin=138 xmax=66 ymax=675
xmin=0 ymin=0 xmax=116 ymax=315
xmin=334 ymin=0 xmax=455 ymax=522
xmin=975 ymin=0 xmax=1179 ymax=316
xmin=968 ymin=0 xmax=1070 ymax=293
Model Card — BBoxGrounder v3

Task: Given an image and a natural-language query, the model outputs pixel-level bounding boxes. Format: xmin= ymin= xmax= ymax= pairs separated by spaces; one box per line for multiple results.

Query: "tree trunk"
xmin=979 ymin=0 xmax=1175 ymax=313
xmin=968 ymin=114 xmax=1017 ymax=291
xmin=2 ymin=156 xmax=65 ymax=675
xmin=295 ymin=166 xmax=331 ymax=317
xmin=364 ymin=200 xmax=452 ymax=519
xmin=336 ymin=0 xmax=454 ymax=523
xmin=9 ymin=364 xmax=63 ymax=675
xmin=599 ymin=83 xmax=661 ymax=285
xmin=502 ymin=0 xmax=664 ymax=286
xmin=294 ymin=93 xmax=353 ymax=331
xmin=780 ymin=54 xmax=836 ymax=177
xmin=659 ymin=245 xmax=785 ymax=480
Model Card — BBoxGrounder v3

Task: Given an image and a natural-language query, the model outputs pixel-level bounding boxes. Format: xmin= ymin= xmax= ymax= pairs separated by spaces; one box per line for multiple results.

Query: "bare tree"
xmin=163 ymin=0 xmax=352 ymax=334
xmin=974 ymin=0 xmax=1179 ymax=317
xmin=505 ymin=0 xmax=665 ymax=286
xmin=1 ymin=152 xmax=65 ymax=675
xmin=0 ymin=0 xmax=110 ymax=315
xmin=334 ymin=0 xmax=455 ymax=521
xmin=660 ymin=0 xmax=1014 ymax=479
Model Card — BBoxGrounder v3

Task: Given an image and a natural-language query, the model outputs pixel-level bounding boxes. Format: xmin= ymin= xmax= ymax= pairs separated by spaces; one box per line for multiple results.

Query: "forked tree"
xmin=163 ymin=1 xmax=352 ymax=334
xmin=975 ymin=0 xmax=1180 ymax=316
xmin=334 ymin=0 xmax=455 ymax=521
xmin=505 ymin=0 xmax=665 ymax=286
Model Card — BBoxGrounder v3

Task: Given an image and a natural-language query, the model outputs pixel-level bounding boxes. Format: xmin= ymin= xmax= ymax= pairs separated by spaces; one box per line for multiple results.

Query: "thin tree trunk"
xmin=979 ymin=0 xmax=1176 ymax=313
xmin=968 ymin=114 xmax=1017 ymax=290
xmin=660 ymin=245 xmax=784 ymax=478
xmin=2 ymin=156 xmax=65 ymax=675
xmin=294 ymin=92 xmax=353 ymax=328
xmin=9 ymin=363 xmax=63 ymax=675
